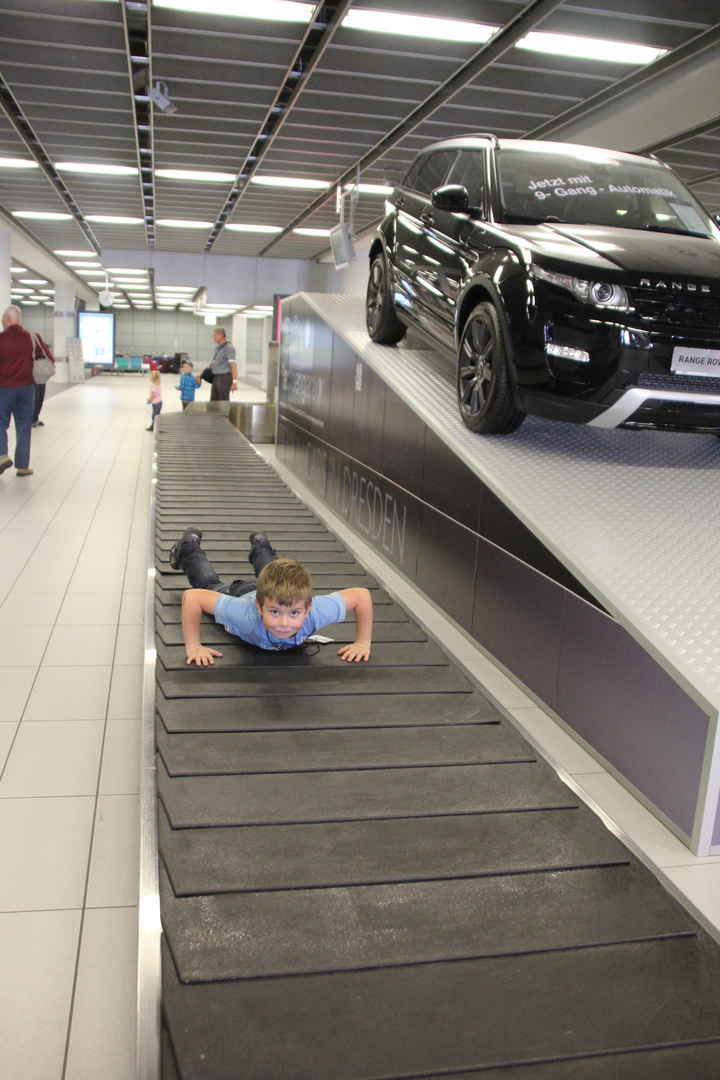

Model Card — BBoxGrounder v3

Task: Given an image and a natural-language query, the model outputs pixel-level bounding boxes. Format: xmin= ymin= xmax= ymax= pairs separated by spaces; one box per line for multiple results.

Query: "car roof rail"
xmin=466 ymin=132 xmax=499 ymax=145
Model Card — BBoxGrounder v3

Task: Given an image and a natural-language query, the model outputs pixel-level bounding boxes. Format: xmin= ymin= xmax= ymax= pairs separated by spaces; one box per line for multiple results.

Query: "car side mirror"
xmin=431 ymin=184 xmax=469 ymax=212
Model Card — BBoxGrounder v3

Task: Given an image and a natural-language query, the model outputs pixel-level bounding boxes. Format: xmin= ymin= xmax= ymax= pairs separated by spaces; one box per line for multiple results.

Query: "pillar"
xmin=232 ymin=314 xmax=248 ymax=380
xmin=259 ymin=316 xmax=273 ymax=395
xmin=54 ymin=280 xmax=78 ymax=383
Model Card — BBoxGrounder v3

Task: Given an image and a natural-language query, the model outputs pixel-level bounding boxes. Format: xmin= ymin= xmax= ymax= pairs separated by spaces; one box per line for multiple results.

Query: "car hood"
xmin=499 ymin=223 xmax=720 ymax=280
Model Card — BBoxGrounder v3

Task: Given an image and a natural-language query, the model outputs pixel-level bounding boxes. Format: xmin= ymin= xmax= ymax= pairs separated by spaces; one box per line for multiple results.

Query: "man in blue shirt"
xmin=171 ymin=528 xmax=373 ymax=664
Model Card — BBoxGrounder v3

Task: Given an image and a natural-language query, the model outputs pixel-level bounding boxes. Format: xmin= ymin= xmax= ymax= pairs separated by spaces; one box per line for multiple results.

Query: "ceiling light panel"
xmin=153 ymin=0 xmax=313 ymax=23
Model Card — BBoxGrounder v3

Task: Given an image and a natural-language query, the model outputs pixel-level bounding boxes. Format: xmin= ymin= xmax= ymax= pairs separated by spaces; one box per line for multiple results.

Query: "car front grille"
xmin=628 ymin=288 xmax=720 ymax=332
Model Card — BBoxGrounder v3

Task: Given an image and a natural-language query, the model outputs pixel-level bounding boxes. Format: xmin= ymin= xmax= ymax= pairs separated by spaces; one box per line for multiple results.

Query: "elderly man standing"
xmin=209 ymin=326 xmax=237 ymax=401
xmin=0 ymin=305 xmax=35 ymax=477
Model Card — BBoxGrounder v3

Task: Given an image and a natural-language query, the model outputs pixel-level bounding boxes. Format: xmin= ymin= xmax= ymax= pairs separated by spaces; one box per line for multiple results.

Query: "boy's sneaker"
xmin=169 ymin=527 xmax=203 ymax=569
xmin=0 ymin=455 xmax=12 ymax=475
xmin=249 ymin=531 xmax=271 ymax=546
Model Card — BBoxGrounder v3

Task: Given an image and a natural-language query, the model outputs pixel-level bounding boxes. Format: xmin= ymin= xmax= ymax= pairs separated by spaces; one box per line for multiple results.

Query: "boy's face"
xmin=182 ymin=362 xmax=191 ymax=373
xmin=256 ymin=597 xmax=310 ymax=639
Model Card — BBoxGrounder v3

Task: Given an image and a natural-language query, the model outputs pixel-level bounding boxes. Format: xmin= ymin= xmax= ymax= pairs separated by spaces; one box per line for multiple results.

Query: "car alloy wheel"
xmin=365 ymin=254 xmax=407 ymax=344
xmin=457 ymin=302 xmax=525 ymax=434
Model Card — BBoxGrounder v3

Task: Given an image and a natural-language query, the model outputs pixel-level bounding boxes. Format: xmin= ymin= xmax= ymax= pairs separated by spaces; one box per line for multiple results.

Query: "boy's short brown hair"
xmin=256 ymin=559 xmax=313 ymax=608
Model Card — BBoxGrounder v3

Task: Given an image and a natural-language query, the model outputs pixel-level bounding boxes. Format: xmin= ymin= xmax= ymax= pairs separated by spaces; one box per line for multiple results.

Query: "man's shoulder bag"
xmin=30 ymin=331 xmax=56 ymax=385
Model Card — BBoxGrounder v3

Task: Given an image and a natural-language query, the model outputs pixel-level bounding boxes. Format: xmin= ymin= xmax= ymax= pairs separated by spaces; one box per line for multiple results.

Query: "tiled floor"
xmin=2 ymin=371 xmax=719 ymax=1080
xmin=0 ymin=373 xmax=266 ymax=1080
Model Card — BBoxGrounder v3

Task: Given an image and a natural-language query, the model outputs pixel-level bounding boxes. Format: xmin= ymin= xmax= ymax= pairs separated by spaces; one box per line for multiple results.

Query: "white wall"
xmin=17 ymin=307 xmax=272 ymax=369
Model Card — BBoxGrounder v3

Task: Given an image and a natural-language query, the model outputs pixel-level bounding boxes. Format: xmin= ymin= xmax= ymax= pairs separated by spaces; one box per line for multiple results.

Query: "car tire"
xmin=457 ymin=302 xmax=525 ymax=434
xmin=366 ymin=253 xmax=407 ymax=344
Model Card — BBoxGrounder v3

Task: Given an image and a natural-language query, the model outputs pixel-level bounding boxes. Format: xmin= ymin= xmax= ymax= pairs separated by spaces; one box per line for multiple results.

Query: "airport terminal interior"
xmin=2 ymin=1 xmax=720 ymax=1078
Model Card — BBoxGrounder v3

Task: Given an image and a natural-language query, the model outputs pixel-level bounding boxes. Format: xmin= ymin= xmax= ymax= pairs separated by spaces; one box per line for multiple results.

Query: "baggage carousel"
xmin=142 ymin=408 xmax=720 ymax=1079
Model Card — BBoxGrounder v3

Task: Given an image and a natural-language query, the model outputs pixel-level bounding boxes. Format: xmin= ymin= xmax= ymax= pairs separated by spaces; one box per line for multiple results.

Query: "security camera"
xmin=149 ymin=80 xmax=177 ymax=115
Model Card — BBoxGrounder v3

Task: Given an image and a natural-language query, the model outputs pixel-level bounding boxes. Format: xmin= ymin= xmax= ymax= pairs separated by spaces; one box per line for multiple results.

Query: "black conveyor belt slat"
xmin=155 ymin=720 xmax=530 ymax=776
xmin=157 ymin=689 xmax=498 ymax=732
xmin=156 ymin=638 xmax=448 ymax=670
xmin=160 ymin=860 xmax=692 ymax=982
xmin=157 ymin=802 xmax=630 ymax=895
xmin=161 ymin=936 xmax=720 ymax=1080
xmin=157 ymin=663 xmax=472 ymax=697
xmin=158 ymin=759 xmax=579 ymax=828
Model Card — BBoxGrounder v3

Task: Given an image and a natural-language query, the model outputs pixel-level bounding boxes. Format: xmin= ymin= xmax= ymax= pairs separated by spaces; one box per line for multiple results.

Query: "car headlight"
xmin=530 ymin=264 xmax=630 ymax=311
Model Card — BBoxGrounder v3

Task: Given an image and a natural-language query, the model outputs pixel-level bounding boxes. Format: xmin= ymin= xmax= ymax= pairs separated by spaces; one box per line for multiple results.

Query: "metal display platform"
xmin=146 ymin=410 xmax=720 ymax=1079
xmin=276 ymin=293 xmax=720 ymax=855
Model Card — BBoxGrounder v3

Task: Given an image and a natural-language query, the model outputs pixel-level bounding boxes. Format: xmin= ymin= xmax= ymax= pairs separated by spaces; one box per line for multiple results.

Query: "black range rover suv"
xmin=366 ymin=135 xmax=720 ymax=434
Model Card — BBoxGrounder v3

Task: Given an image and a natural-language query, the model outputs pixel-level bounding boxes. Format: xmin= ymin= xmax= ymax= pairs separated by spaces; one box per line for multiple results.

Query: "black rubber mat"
xmin=153 ymin=412 xmax=720 ymax=1080
xmin=157 ymin=689 xmax=498 ymax=732
xmin=156 ymin=720 xmax=532 ymax=775
xmin=158 ymin=759 xmax=579 ymax=828
xmin=158 ymin=802 xmax=630 ymax=895
xmin=160 ymin=860 xmax=692 ymax=982
xmin=161 ymin=935 xmax=720 ymax=1080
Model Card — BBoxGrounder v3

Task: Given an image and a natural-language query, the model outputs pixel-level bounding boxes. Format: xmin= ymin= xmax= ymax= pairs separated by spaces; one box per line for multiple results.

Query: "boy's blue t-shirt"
xmin=214 ymin=590 xmax=346 ymax=650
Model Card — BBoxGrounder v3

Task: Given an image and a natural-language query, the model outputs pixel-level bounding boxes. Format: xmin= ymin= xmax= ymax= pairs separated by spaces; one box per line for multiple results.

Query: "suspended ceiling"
xmin=0 ymin=0 xmax=718 ymax=289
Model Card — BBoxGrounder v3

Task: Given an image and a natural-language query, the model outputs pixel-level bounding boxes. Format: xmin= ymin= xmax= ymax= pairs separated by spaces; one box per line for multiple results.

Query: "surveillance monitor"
xmin=330 ymin=223 xmax=356 ymax=270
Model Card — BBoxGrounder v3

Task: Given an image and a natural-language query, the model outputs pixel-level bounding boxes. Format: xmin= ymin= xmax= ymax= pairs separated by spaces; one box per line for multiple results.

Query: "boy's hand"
xmin=186 ymin=644 xmax=223 ymax=667
xmin=337 ymin=641 xmax=370 ymax=663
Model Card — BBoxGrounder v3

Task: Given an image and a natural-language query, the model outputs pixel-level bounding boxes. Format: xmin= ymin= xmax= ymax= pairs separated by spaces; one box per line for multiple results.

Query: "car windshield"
xmin=496 ymin=148 xmax=713 ymax=237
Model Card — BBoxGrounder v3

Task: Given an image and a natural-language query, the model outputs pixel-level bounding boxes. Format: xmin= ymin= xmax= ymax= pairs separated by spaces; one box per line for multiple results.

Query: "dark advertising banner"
xmin=276 ymin=294 xmax=710 ymax=842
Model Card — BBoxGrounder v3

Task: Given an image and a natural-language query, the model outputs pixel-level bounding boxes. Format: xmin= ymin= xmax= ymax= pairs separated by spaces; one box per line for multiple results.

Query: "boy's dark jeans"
xmin=177 ymin=535 xmax=276 ymax=596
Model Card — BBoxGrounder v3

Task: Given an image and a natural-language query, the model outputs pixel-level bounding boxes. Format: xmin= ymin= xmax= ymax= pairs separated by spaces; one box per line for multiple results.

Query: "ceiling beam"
xmin=0 ymin=71 xmax=103 ymax=255
xmin=120 ymin=0 xmax=156 ymax=254
xmin=205 ymin=0 xmax=354 ymax=253
xmin=258 ymin=0 xmax=565 ymax=256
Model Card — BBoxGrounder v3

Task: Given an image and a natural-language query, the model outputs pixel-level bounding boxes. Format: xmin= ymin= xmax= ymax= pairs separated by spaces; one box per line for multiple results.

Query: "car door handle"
xmin=421 ymin=212 xmax=434 ymax=225
xmin=395 ymin=196 xmax=404 ymax=208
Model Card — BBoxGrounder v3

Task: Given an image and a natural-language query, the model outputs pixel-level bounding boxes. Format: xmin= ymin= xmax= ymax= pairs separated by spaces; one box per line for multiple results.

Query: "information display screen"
xmin=78 ymin=311 xmax=115 ymax=366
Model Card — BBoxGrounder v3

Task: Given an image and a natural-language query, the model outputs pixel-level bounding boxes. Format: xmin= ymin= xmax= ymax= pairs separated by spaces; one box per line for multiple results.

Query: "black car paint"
xmin=368 ymin=136 xmax=720 ymax=432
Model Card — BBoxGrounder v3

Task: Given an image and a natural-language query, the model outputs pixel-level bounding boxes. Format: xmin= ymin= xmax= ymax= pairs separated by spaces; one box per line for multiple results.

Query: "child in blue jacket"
xmin=176 ymin=360 xmax=197 ymax=410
